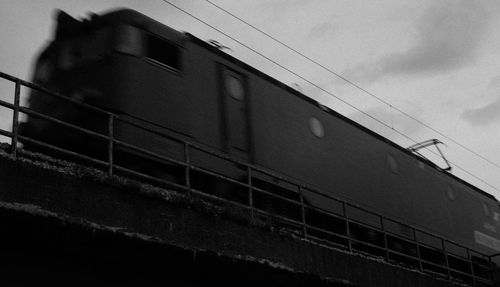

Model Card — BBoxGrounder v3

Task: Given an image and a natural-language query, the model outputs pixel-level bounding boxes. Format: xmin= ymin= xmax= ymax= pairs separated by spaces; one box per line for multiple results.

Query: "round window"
xmin=446 ymin=185 xmax=455 ymax=201
xmin=309 ymin=117 xmax=324 ymax=138
xmin=387 ymin=154 xmax=399 ymax=174
xmin=483 ymin=203 xmax=491 ymax=217
xmin=226 ymin=75 xmax=244 ymax=100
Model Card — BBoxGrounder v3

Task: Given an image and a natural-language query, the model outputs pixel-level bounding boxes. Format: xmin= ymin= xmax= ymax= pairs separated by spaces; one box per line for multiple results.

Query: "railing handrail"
xmin=1 ymin=70 xmax=498 ymax=285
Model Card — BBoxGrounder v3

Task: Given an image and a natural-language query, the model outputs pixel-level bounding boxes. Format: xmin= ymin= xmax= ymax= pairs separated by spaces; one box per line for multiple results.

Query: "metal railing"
xmin=0 ymin=71 xmax=499 ymax=286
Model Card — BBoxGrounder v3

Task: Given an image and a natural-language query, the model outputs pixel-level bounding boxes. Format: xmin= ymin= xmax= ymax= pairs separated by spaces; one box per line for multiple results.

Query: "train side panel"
xmin=238 ymin=56 xmax=500 ymax=252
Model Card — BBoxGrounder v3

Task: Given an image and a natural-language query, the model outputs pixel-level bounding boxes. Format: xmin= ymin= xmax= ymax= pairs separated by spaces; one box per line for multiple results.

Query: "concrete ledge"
xmin=0 ymin=147 xmax=465 ymax=286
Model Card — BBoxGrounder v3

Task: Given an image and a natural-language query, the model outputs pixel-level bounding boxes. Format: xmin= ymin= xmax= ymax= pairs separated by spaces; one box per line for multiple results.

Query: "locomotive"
xmin=20 ymin=8 xmax=500 ymax=281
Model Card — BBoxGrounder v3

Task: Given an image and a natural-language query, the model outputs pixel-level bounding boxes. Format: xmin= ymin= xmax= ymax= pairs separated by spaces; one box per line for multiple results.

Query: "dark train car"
xmin=21 ymin=8 xmax=500 ymax=272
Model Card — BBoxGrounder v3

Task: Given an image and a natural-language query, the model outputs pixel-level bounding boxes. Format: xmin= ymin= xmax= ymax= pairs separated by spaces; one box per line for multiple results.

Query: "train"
xmin=19 ymin=7 xmax=500 ymax=281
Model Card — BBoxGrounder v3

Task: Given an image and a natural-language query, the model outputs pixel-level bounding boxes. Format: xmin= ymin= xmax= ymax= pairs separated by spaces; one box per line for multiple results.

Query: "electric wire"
xmin=160 ymin=0 xmax=500 ymax=193
xmin=203 ymin=0 xmax=500 ymax=172
xmin=160 ymin=1 xmax=418 ymax=141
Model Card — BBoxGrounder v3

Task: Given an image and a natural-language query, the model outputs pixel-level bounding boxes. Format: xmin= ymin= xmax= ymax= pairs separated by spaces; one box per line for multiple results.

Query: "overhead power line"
xmin=203 ymin=0 xmax=500 ymax=172
xmin=159 ymin=0 xmax=500 ymax=193
xmin=160 ymin=0 xmax=407 ymax=141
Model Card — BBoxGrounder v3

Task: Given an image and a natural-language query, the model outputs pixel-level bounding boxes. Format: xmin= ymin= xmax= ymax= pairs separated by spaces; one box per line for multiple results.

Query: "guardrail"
xmin=0 ymin=71 xmax=499 ymax=286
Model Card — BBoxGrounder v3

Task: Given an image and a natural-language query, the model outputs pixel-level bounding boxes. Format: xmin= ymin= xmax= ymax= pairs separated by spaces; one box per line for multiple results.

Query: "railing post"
xmin=11 ymin=79 xmax=21 ymax=157
xmin=414 ymin=228 xmax=423 ymax=272
xmin=298 ymin=186 xmax=307 ymax=238
xmin=247 ymin=166 xmax=254 ymax=222
xmin=442 ymin=240 xmax=452 ymax=281
xmin=343 ymin=202 xmax=352 ymax=252
xmin=184 ymin=143 xmax=191 ymax=192
xmin=488 ymin=254 xmax=492 ymax=282
xmin=487 ymin=253 xmax=498 ymax=282
xmin=107 ymin=114 xmax=114 ymax=176
xmin=380 ymin=217 xmax=390 ymax=262
xmin=466 ymin=248 xmax=477 ymax=286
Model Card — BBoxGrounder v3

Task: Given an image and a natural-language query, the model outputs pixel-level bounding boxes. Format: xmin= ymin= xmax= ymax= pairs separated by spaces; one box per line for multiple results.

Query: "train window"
xmin=387 ymin=154 xmax=399 ymax=174
xmin=146 ymin=34 xmax=180 ymax=70
xmin=309 ymin=117 xmax=324 ymax=138
xmin=58 ymin=27 xmax=110 ymax=70
xmin=225 ymin=75 xmax=244 ymax=100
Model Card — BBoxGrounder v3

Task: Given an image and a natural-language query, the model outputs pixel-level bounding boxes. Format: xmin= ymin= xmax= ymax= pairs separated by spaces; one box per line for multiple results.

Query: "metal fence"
xmin=0 ymin=71 xmax=499 ymax=286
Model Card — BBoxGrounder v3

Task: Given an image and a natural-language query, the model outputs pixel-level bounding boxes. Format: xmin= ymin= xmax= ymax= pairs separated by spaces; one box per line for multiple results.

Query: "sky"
xmin=1 ymin=0 xmax=500 ymax=199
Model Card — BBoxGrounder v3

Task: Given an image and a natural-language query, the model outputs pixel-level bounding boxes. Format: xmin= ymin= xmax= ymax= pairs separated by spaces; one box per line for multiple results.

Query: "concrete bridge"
xmin=0 ymin=143 xmax=472 ymax=287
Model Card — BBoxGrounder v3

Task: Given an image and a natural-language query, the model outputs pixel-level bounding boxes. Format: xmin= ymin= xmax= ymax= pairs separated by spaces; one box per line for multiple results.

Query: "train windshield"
xmin=58 ymin=27 xmax=110 ymax=70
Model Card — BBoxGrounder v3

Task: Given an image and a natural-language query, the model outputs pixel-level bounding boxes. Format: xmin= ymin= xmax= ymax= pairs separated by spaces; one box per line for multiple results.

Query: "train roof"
xmin=65 ymin=8 xmax=498 ymax=202
xmin=55 ymin=8 xmax=186 ymax=44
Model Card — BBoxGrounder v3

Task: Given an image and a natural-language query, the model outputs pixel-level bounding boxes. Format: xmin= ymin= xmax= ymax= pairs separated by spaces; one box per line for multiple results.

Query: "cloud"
xmin=347 ymin=0 xmax=496 ymax=82
xmin=461 ymin=97 xmax=500 ymax=126
xmin=306 ymin=21 xmax=336 ymax=41
xmin=349 ymin=106 xmax=424 ymax=141
xmin=461 ymin=76 xmax=500 ymax=126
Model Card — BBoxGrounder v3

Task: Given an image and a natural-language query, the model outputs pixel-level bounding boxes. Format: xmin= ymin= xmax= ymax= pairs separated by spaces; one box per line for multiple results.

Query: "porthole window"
xmin=387 ymin=154 xmax=399 ymax=174
xmin=483 ymin=203 xmax=491 ymax=217
xmin=446 ymin=186 xmax=455 ymax=201
xmin=309 ymin=117 xmax=324 ymax=138
xmin=493 ymin=212 xmax=500 ymax=222
xmin=226 ymin=75 xmax=244 ymax=100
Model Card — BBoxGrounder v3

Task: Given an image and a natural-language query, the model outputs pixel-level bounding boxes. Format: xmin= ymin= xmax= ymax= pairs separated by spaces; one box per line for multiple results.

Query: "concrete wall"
xmin=0 ymin=148 xmax=469 ymax=287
